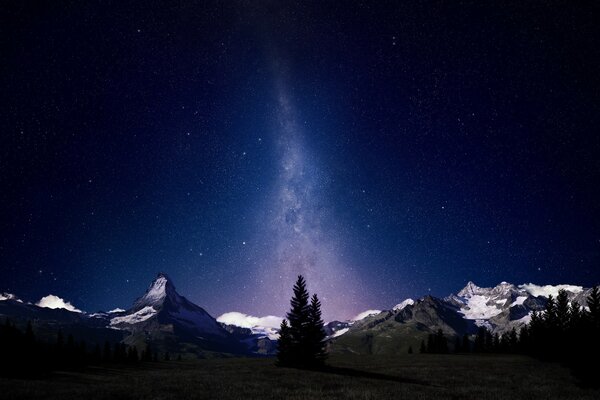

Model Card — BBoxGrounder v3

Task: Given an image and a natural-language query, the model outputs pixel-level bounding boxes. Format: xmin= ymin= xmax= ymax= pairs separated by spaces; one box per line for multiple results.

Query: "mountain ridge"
xmin=1 ymin=277 xmax=597 ymax=358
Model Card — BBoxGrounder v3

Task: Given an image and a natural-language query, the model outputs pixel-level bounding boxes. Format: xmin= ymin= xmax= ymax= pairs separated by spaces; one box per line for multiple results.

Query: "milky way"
xmin=254 ymin=72 xmax=365 ymax=321
xmin=1 ymin=2 xmax=598 ymax=320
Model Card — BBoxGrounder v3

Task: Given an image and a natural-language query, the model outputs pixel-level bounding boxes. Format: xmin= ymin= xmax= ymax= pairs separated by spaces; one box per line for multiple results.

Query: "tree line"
xmin=277 ymin=275 xmax=328 ymax=368
xmin=0 ymin=319 xmax=175 ymax=377
xmin=418 ymin=286 xmax=600 ymax=384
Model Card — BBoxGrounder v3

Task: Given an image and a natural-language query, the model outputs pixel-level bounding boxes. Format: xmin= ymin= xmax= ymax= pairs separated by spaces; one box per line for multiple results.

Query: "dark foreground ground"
xmin=1 ymin=354 xmax=598 ymax=400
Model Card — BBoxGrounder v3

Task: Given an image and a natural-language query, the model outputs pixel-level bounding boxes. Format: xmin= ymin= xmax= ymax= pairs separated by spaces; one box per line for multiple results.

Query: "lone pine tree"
xmin=277 ymin=275 xmax=327 ymax=368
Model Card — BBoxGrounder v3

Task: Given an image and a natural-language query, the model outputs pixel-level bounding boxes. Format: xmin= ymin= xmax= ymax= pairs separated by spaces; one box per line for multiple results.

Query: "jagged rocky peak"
xmin=458 ymin=281 xmax=488 ymax=297
xmin=132 ymin=272 xmax=180 ymax=310
xmin=490 ymin=281 xmax=518 ymax=296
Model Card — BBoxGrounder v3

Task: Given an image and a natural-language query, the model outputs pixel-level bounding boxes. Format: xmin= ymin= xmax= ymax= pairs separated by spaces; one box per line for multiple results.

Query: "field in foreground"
xmin=0 ymin=354 xmax=598 ymax=400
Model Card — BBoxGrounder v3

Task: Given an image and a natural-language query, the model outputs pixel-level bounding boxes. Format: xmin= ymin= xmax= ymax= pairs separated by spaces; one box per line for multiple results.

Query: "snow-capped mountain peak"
xmin=132 ymin=272 xmax=179 ymax=310
xmin=110 ymin=272 xmax=230 ymax=339
xmin=457 ymin=281 xmax=487 ymax=297
xmin=393 ymin=298 xmax=415 ymax=311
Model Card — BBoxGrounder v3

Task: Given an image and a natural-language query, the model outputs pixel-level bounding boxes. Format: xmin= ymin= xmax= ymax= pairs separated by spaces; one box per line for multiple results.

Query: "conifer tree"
xmin=276 ymin=275 xmax=329 ymax=368
xmin=93 ymin=343 xmax=101 ymax=363
xmin=285 ymin=275 xmax=311 ymax=366
xmin=518 ymin=325 xmax=530 ymax=353
xmin=569 ymin=302 xmax=582 ymax=326
xmin=103 ymin=340 xmax=112 ymax=362
xmin=419 ymin=339 xmax=426 ymax=354
xmin=587 ymin=286 xmax=600 ymax=327
xmin=461 ymin=333 xmax=471 ymax=353
xmin=426 ymin=333 xmax=434 ymax=353
xmin=508 ymin=328 xmax=518 ymax=352
xmin=555 ymin=290 xmax=570 ymax=331
xmin=474 ymin=327 xmax=486 ymax=353
xmin=25 ymin=321 xmax=35 ymax=344
xmin=408 ymin=345 xmax=413 ymax=354
xmin=544 ymin=295 xmax=558 ymax=328
xmin=307 ymin=294 xmax=327 ymax=365
xmin=276 ymin=319 xmax=292 ymax=366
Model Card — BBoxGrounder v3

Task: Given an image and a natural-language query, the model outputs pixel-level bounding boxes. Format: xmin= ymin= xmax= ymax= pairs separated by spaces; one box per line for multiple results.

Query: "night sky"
xmin=1 ymin=1 xmax=599 ymax=321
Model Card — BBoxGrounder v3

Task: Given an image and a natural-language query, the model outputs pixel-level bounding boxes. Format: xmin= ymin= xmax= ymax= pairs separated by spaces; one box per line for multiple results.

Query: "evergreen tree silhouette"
xmin=142 ymin=343 xmax=153 ymax=362
xmin=408 ymin=345 xmax=413 ymax=354
xmin=307 ymin=294 xmax=327 ymax=366
xmin=508 ymin=328 xmax=518 ymax=352
xmin=587 ymin=286 xmax=600 ymax=327
xmin=276 ymin=319 xmax=292 ymax=366
xmin=103 ymin=340 xmax=112 ymax=362
xmin=461 ymin=333 xmax=471 ymax=353
xmin=435 ymin=329 xmax=448 ymax=353
xmin=555 ymin=290 xmax=570 ymax=331
xmin=492 ymin=333 xmax=500 ymax=352
xmin=93 ymin=343 xmax=101 ymax=363
xmin=56 ymin=330 xmax=64 ymax=350
xmin=419 ymin=339 xmax=426 ymax=354
xmin=287 ymin=275 xmax=310 ymax=365
xmin=474 ymin=327 xmax=486 ymax=353
xmin=518 ymin=325 xmax=530 ymax=353
xmin=276 ymin=275 xmax=329 ymax=368
xmin=484 ymin=329 xmax=493 ymax=352
xmin=426 ymin=333 xmax=434 ymax=353
xmin=569 ymin=302 xmax=583 ymax=326
xmin=543 ymin=295 xmax=558 ymax=328
xmin=25 ymin=321 xmax=35 ymax=344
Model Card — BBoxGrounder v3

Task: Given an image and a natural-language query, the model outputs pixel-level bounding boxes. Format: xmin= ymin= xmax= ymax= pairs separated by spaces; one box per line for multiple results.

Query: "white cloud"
xmin=352 ymin=309 xmax=381 ymax=321
xmin=36 ymin=295 xmax=82 ymax=313
xmin=518 ymin=283 xmax=583 ymax=298
xmin=217 ymin=312 xmax=283 ymax=340
xmin=109 ymin=308 xmax=126 ymax=313
xmin=217 ymin=312 xmax=282 ymax=330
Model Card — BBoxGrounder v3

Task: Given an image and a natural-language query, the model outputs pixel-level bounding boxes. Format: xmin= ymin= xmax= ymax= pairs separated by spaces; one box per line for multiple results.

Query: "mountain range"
xmin=0 ymin=274 xmax=595 ymax=357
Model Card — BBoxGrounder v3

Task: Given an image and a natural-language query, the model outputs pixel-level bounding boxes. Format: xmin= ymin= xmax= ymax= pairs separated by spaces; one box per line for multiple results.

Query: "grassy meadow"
xmin=0 ymin=353 xmax=598 ymax=400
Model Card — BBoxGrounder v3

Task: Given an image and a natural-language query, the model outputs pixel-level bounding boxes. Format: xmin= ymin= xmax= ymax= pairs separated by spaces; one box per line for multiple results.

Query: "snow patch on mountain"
xmin=513 ymin=296 xmax=528 ymax=306
xmin=459 ymin=295 xmax=504 ymax=320
xmin=217 ymin=312 xmax=282 ymax=340
xmin=0 ymin=293 xmax=21 ymax=302
xmin=393 ymin=299 xmax=415 ymax=311
xmin=109 ymin=308 xmax=126 ymax=313
xmin=110 ymin=306 xmax=156 ymax=326
xmin=332 ymin=328 xmax=349 ymax=338
xmin=352 ymin=309 xmax=382 ymax=321
xmin=36 ymin=295 xmax=82 ymax=313
xmin=518 ymin=283 xmax=583 ymax=298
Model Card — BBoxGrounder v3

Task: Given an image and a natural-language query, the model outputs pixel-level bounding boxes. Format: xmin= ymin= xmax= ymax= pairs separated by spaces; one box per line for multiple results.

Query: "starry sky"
xmin=1 ymin=1 xmax=599 ymax=321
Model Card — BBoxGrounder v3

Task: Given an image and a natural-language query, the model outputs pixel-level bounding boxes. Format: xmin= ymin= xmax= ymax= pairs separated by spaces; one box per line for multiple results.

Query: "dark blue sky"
xmin=1 ymin=1 xmax=599 ymax=320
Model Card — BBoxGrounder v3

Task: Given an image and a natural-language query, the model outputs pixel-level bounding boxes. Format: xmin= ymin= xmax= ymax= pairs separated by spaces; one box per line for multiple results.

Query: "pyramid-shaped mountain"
xmin=110 ymin=273 xmax=246 ymax=356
